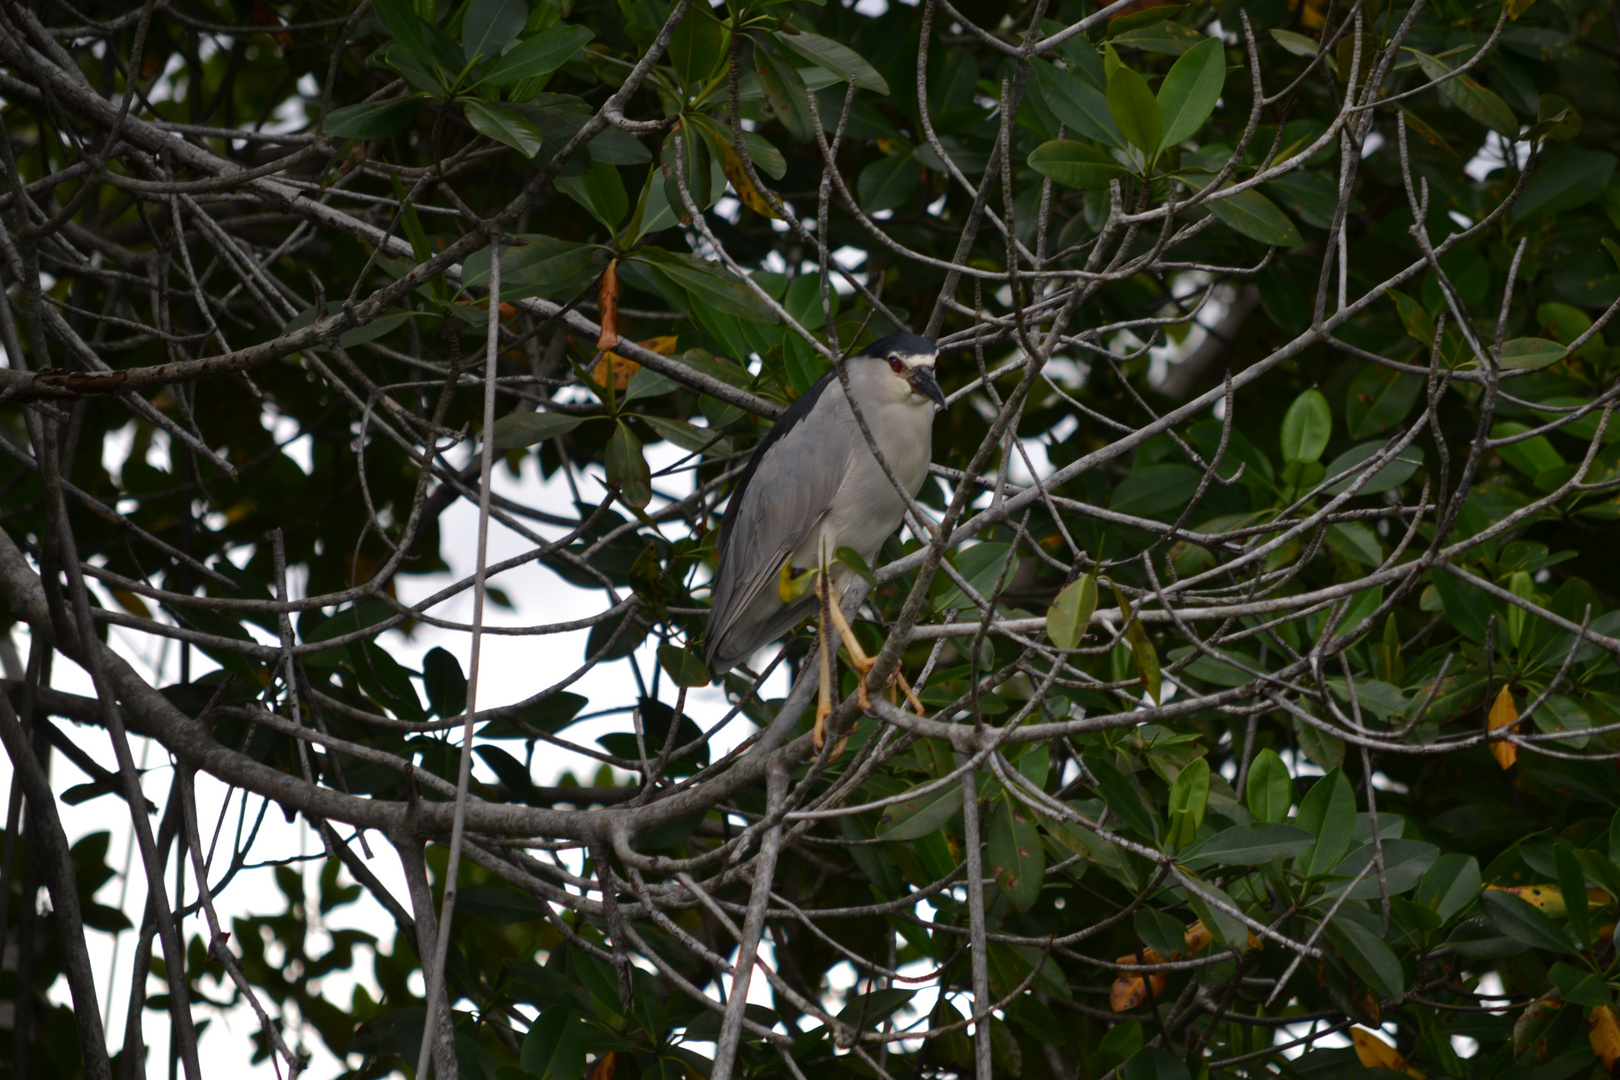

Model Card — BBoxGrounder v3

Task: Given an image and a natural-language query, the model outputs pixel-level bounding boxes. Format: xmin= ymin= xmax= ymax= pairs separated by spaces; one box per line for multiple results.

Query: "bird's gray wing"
xmin=707 ymin=373 xmax=852 ymax=662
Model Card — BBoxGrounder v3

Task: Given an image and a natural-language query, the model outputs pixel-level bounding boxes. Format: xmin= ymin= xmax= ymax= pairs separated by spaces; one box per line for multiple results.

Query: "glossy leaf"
xmin=606 ymin=420 xmax=651 ymax=507
xmin=858 ymin=153 xmax=922 ymax=212
xmin=462 ymin=0 xmax=526 ymax=62
xmin=989 ymin=794 xmax=1045 ymax=911
xmin=777 ymin=30 xmax=889 ymax=94
xmin=321 ymin=98 xmax=422 ymax=139
xmin=478 ymin=23 xmax=594 ymax=87
xmin=1107 ymin=63 xmax=1162 ymax=161
xmin=1192 ymin=822 xmax=1313 ymax=864
xmin=1409 ymin=49 xmax=1519 ymax=136
xmin=1027 ymin=140 xmax=1128 ymax=190
xmin=1156 ymin=37 xmax=1225 ymax=152
xmin=1030 ymin=60 xmax=1127 ymax=150
xmin=464 ymin=98 xmax=545 ymax=158
xmin=876 ymin=782 xmax=963 ymax=841
xmin=1295 ymin=767 xmax=1355 ymax=877
xmin=1280 ymin=389 xmax=1332 ymax=464
xmin=1245 ymin=749 xmax=1292 ymax=823
xmin=1046 ymin=572 xmax=1098 ymax=650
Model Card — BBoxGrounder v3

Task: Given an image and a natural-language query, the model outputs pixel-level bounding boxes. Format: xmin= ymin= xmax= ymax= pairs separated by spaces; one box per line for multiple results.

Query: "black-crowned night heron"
xmin=705 ymin=331 xmax=945 ymax=748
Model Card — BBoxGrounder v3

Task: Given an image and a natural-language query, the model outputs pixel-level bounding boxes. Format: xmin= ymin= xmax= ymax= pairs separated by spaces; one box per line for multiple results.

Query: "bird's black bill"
xmin=910 ymin=366 xmax=946 ymax=408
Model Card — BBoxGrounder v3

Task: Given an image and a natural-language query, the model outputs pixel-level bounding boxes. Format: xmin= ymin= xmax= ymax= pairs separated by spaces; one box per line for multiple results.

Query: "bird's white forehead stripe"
xmin=892 ymin=353 xmax=936 ymax=369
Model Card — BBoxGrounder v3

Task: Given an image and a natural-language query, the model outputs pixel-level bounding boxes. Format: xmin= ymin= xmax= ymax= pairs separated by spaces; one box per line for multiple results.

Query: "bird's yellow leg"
xmin=814 ymin=588 xmax=833 ymax=751
xmin=820 ymin=575 xmax=875 ymax=711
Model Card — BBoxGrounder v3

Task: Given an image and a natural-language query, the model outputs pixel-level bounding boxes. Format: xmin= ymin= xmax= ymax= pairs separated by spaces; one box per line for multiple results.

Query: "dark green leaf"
xmin=1346 ymin=366 xmax=1423 ymax=439
xmin=464 ymin=98 xmax=545 ymax=157
xmin=422 ymin=646 xmax=468 ymax=717
xmin=1323 ymin=441 xmax=1424 ymax=495
xmin=858 ymin=153 xmax=922 ymax=213
xmin=669 ymin=6 xmax=729 ymax=91
xmin=1480 ymin=888 xmax=1577 ymax=954
xmin=876 ymin=782 xmax=963 ymax=841
xmin=1192 ymin=822 xmax=1313 ymax=865
xmin=1409 ymin=49 xmax=1519 ymax=136
xmin=1296 ymin=767 xmax=1355 ymax=876
xmin=555 ymin=158 xmax=629 ymax=231
xmin=521 ymin=1005 xmax=586 ymax=1080
xmin=989 ymin=794 xmax=1045 ymax=911
xmin=1156 ymin=37 xmax=1225 ymax=152
xmin=606 ymin=421 xmax=651 ymax=508
xmin=1027 ymin=140 xmax=1128 ymax=190
xmin=754 ymin=43 xmax=815 ymax=143
xmin=1245 ymin=749 xmax=1292 ymax=823
xmin=321 ymin=98 xmax=422 ymax=139
xmin=1498 ymin=337 xmax=1568 ymax=371
xmin=1326 ymin=910 xmax=1404 ymax=1001
xmin=1030 ymin=61 xmax=1126 ymax=150
xmin=1088 ymin=751 xmax=1159 ymax=843
xmin=462 ymin=0 xmax=526 ymax=62
xmin=777 ymin=30 xmax=889 ymax=94
xmin=1414 ymin=853 xmax=1482 ymax=922
xmin=491 ymin=410 xmax=585 ymax=449
xmin=1107 ymin=63 xmax=1162 ymax=161
xmin=478 ymin=24 xmax=594 ymax=87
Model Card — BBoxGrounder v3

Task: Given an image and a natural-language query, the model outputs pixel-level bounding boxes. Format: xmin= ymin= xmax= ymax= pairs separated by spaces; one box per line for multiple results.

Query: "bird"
xmin=704 ymin=331 xmax=945 ymax=748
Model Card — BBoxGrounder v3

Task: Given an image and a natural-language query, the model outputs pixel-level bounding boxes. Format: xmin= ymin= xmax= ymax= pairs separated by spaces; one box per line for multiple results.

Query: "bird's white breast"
xmin=790 ymin=374 xmax=935 ymax=580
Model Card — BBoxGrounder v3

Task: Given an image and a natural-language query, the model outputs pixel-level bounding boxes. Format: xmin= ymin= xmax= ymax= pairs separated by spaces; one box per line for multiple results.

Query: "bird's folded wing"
xmin=708 ymin=382 xmax=853 ymax=652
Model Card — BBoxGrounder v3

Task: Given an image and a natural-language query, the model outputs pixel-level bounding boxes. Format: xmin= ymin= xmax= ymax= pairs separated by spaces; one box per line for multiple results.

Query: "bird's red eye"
xmin=888 ymin=356 xmax=904 ymax=372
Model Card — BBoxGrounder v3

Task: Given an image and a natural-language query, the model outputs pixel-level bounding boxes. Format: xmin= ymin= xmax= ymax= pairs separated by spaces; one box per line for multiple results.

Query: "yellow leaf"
xmin=1591 ymin=1005 xmax=1620 ymax=1070
xmin=1352 ymin=1028 xmax=1404 ymax=1071
xmin=1487 ymin=883 xmax=1611 ymax=918
xmin=1488 ymin=684 xmax=1518 ymax=769
xmin=1183 ymin=920 xmax=1214 ymax=956
xmin=1505 ymin=0 xmax=1537 ymax=19
xmin=1110 ymin=950 xmax=1166 ymax=1011
xmin=710 ymin=137 xmax=779 ymax=219
xmin=592 ymin=353 xmax=640 ymax=390
xmin=110 ymin=588 xmax=153 ymax=619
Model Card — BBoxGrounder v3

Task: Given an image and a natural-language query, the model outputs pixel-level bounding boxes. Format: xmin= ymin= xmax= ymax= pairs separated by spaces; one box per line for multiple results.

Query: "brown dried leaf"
xmin=596 ymin=259 xmax=620 ymax=351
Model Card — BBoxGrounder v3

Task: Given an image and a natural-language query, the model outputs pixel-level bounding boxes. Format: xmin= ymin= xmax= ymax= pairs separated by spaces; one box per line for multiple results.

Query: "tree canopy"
xmin=3 ymin=0 xmax=1620 ymax=1078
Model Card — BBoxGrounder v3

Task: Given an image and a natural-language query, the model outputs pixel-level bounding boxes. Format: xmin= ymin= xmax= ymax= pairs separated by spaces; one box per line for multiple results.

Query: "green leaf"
xmin=1106 ymin=63 xmax=1162 ymax=162
xmin=753 ymin=43 xmax=815 ymax=143
xmin=858 ymin=152 xmax=922 ymax=213
xmin=1165 ymin=757 xmax=1210 ymax=851
xmin=1191 ymin=822 xmax=1313 ymax=865
xmin=1198 ymin=183 xmax=1303 ymax=246
xmin=1346 ymin=366 xmax=1423 ymax=439
xmin=1430 ymin=568 xmax=1492 ymax=645
xmin=464 ymin=98 xmax=545 ymax=158
xmin=1550 ymin=961 xmax=1610 ymax=1007
xmin=475 ymin=745 xmax=536 ymax=798
xmin=1326 ymin=910 xmax=1405 ymax=1001
xmin=463 ymin=234 xmax=608 ymax=301
xmin=1385 ymin=287 xmax=1436 ymax=346
xmin=1555 ymin=844 xmax=1592 ymax=947
xmin=375 ymin=0 xmax=461 ymax=75
xmin=1492 ymin=422 xmax=1565 ymax=480
xmin=1109 ymin=21 xmax=1207 ymax=55
xmin=522 ymin=1005 xmax=587 ymax=1080
xmin=491 ymin=411 xmax=585 ymax=449
xmin=657 ymin=643 xmax=711 ymax=688
xmin=638 ymin=415 xmax=730 ymax=456
xmin=478 ymin=24 xmax=593 ymax=87
xmin=606 ymin=420 xmax=651 ymax=507
xmin=1480 ymin=889 xmax=1577 ymax=954
xmin=1110 ymin=463 xmax=1200 ymax=518
xmin=876 ymin=782 xmax=963 ymax=841
xmin=1527 ymin=93 xmax=1582 ymax=143
xmin=1245 ymin=748 xmax=1292 ymax=823
xmin=669 ymin=5 xmax=729 ymax=92
xmin=989 ymin=794 xmax=1045 ymax=911
xmin=1155 ymin=37 xmax=1225 ymax=152
xmin=634 ymin=249 xmax=771 ymax=319
xmin=1121 ymin=1048 xmax=1192 ymax=1080
xmin=1088 ymin=751 xmax=1159 ymax=843
xmin=422 ymin=646 xmax=468 ymax=717
xmin=321 ymin=98 xmax=423 ymax=139
xmin=1414 ymin=853 xmax=1481 ymax=922
xmin=1110 ymin=581 xmax=1162 ymax=704
xmin=1280 ymin=389 xmax=1332 ymax=464
xmin=1046 ymin=572 xmax=1098 ymax=651
xmin=555 ymin=158 xmax=629 ymax=232
xmin=462 ymin=0 xmax=526 ymax=62
xmin=1498 ymin=337 xmax=1567 ymax=371
xmin=1296 ymin=767 xmax=1355 ymax=877
xmin=1270 ymin=28 xmax=1319 ymax=56
xmin=1027 ymin=140 xmax=1128 ymax=190
xmin=1029 ymin=60 xmax=1126 ymax=151
xmin=1323 ymin=441 xmax=1424 ymax=495
xmin=347 ymin=640 xmax=427 ymax=723
xmin=776 ymin=30 xmax=889 ymax=94
xmin=1409 ymin=49 xmax=1519 ymax=136
xmin=833 ymin=546 xmax=875 ymax=586
xmin=1604 ymin=238 xmax=1620 ymax=273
